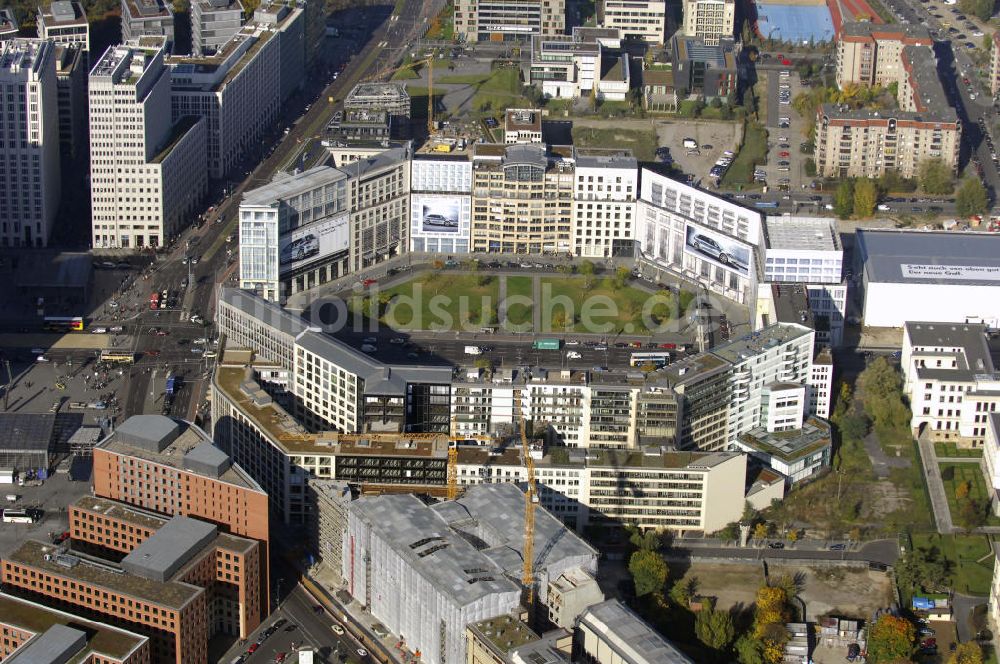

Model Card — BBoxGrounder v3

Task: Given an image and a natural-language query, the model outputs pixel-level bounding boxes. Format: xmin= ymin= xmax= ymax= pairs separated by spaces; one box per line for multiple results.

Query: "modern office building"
xmin=855 ymin=229 xmax=1000 ymax=328
xmin=191 ymin=0 xmax=244 ymax=56
xmin=239 ymin=165 xmax=350 ymax=302
xmin=410 ymin=147 xmax=473 ymax=254
xmin=470 ymin=142 xmax=575 ymax=254
xmin=37 ymin=1 xmax=90 ymax=51
xmin=571 ymin=148 xmax=637 ymax=258
xmin=343 ymin=82 xmax=410 ymax=137
xmin=671 ymin=35 xmax=738 ymax=101
xmin=53 ymin=43 xmax=88 ymax=160
xmin=576 ymin=600 xmax=695 ymax=663
xmin=641 ymin=66 xmax=678 ymax=111
xmin=120 ymin=0 xmax=174 ymax=46
xmin=835 ymin=22 xmax=932 ymax=88
xmin=0 ymin=593 xmax=150 ymax=663
xmin=762 ymin=215 xmax=846 ymax=346
xmin=681 ymin=0 xmax=735 ymax=45
xmin=529 ymin=28 xmax=625 ymax=101
xmin=343 ymin=483 xmax=598 ymax=664
xmin=2 ymin=509 xmax=262 ymax=664
xmin=0 ymin=39 xmax=60 ymax=248
xmin=345 ymin=144 xmax=411 ymax=272
xmin=504 ymin=108 xmax=544 ymax=144
xmin=455 ymin=0 xmax=566 ymax=43
xmin=91 ymin=414 xmax=270 ymax=619
xmin=636 ymin=167 xmax=763 ymax=304
xmin=0 ymin=10 xmax=18 ymax=39
xmin=599 ymin=0 xmax=666 ymax=43
xmin=89 ymin=37 xmax=207 ymax=249
xmin=169 ymin=3 xmax=304 ymax=179
xmin=818 ymin=41 xmax=959 ymax=179
xmin=738 ymin=414 xmax=832 ymax=485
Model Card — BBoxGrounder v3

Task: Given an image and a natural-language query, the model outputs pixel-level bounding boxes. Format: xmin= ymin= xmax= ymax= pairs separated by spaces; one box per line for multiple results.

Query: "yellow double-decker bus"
xmin=99 ymin=350 xmax=134 ymax=364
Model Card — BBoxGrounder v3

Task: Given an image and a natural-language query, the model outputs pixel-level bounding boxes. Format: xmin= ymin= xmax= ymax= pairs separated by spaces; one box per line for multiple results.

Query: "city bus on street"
xmin=629 ymin=352 xmax=672 ymax=368
xmin=43 ymin=316 xmax=84 ymax=332
xmin=100 ymin=350 xmax=135 ymax=365
xmin=2 ymin=509 xmax=33 ymax=523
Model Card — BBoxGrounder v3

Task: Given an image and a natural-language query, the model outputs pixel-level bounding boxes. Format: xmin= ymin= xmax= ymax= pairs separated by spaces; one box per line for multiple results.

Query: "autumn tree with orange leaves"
xmin=866 ymin=615 xmax=915 ymax=663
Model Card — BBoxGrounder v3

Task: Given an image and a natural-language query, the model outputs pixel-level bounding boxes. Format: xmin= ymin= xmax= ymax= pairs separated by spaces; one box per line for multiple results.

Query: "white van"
xmin=91 ymin=327 xmax=107 ymax=334
xmin=5 ymin=494 xmax=18 ymax=502
xmin=464 ymin=346 xmax=483 ymax=355
xmin=682 ymin=137 xmax=698 ymax=149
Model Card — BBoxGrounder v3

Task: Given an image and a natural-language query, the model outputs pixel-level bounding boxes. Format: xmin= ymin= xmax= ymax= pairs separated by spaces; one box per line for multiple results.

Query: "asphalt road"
xmin=225 ymin=584 xmax=375 ymax=664
xmin=665 ymin=538 xmax=900 ymax=566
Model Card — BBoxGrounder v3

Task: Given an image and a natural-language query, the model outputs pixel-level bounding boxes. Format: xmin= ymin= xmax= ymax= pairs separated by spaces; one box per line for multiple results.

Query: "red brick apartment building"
xmin=0 ymin=592 xmax=150 ymax=663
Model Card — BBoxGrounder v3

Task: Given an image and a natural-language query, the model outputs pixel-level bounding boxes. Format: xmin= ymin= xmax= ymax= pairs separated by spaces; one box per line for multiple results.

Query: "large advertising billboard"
xmin=279 ymin=212 xmax=349 ymax=275
xmin=418 ymin=197 xmax=461 ymax=234
xmin=683 ymin=223 xmax=751 ymax=277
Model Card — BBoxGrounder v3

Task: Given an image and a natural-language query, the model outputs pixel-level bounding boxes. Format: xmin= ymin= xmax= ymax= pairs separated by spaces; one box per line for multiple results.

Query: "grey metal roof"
xmin=579 ymin=600 xmax=695 ymax=663
xmin=857 ymin=229 xmax=1000 ymax=286
xmin=574 ymin=148 xmax=637 ymax=170
xmin=220 ymin=287 xmax=310 ymax=337
xmin=763 ymin=215 xmax=840 ymax=251
xmin=121 ymin=516 xmax=218 ymax=583
xmin=710 ymin=322 xmax=813 ymax=365
xmin=351 ymin=493 xmax=520 ymax=607
xmin=432 ymin=483 xmax=598 ymax=576
xmin=5 ymin=624 xmax=86 ymax=664
xmin=503 ymin=144 xmax=548 ymax=169
xmin=0 ymin=414 xmax=56 ymax=452
xmin=902 ymin=45 xmax=952 ymax=117
xmin=905 ymin=321 xmax=993 ymax=380
xmin=182 ymin=441 xmax=231 ymax=478
xmin=113 ymin=415 xmax=180 ymax=453
xmin=241 ymin=166 xmax=348 ymax=206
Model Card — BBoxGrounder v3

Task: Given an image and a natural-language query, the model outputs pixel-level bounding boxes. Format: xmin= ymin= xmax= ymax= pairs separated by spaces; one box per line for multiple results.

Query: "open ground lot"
xmin=654 ymin=121 xmax=742 ymax=182
xmin=0 ymin=473 xmax=90 ymax=559
xmin=669 ymin=561 xmax=894 ymax=620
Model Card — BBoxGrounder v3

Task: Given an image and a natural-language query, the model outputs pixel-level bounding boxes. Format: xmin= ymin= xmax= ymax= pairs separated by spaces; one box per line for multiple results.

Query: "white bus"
xmin=2 ymin=508 xmax=33 ymax=523
xmin=629 ymin=352 xmax=672 ymax=368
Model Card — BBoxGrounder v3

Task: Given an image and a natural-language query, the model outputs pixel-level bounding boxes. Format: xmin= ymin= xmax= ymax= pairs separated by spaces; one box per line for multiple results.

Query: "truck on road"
xmin=532 ymin=339 xmax=562 ymax=350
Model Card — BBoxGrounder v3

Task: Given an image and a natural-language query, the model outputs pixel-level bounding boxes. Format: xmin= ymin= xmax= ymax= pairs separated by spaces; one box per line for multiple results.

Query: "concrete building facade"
xmin=835 ymin=22 xmax=932 ymax=88
xmin=54 ymin=43 xmax=88 ymax=160
xmin=571 ymin=148 xmax=637 ymax=258
xmin=455 ymin=0 xmax=566 ymax=43
xmin=37 ymin=1 xmax=90 ymax=51
xmin=191 ymin=0 xmax=244 ymax=56
xmin=681 ymin=0 xmax=735 ymax=45
xmin=0 ymin=39 xmax=60 ymax=248
xmin=599 ymin=0 xmax=666 ymax=43
xmin=120 ymin=0 xmax=174 ymax=46
xmin=89 ymin=38 xmax=207 ymax=249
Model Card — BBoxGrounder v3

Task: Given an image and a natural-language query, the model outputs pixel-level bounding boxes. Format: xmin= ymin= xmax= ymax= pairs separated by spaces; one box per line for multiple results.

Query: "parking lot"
xmin=654 ymin=121 xmax=742 ymax=184
xmin=0 ymin=472 xmax=90 ymax=559
xmin=762 ymin=69 xmax=814 ymax=195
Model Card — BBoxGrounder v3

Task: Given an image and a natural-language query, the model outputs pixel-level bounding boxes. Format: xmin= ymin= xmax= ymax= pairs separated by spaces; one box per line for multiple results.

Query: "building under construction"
xmin=343 ymin=82 xmax=410 ymax=137
xmin=343 ymin=483 xmax=598 ymax=664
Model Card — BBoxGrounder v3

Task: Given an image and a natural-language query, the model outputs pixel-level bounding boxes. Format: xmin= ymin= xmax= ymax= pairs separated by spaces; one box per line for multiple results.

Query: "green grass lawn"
xmin=437 ymin=72 xmax=494 ymax=85
xmin=939 ymin=462 xmax=1000 ymax=528
xmin=469 ymin=68 xmax=529 ymax=113
xmin=911 ymin=533 xmax=994 ymax=595
xmin=935 ymin=442 xmax=984 ymax=459
xmin=722 ymin=122 xmax=768 ymax=188
xmin=570 ymin=126 xmax=658 ymax=162
xmin=504 ymin=276 xmax=533 ymax=329
xmin=538 ymin=276 xmax=682 ymax=334
xmin=381 ymin=273 xmax=499 ymax=331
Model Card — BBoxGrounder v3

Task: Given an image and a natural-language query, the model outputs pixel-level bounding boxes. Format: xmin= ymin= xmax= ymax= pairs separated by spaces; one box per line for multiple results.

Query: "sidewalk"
xmin=917 ymin=435 xmax=955 ymax=533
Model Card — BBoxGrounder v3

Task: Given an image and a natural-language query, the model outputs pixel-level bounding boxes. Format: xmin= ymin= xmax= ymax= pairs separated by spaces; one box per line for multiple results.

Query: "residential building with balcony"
xmin=835 ymin=22 xmax=932 ymax=88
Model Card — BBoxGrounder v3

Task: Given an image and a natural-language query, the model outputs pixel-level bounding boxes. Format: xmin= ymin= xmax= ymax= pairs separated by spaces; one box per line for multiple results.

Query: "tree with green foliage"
xmin=838 ymin=414 xmax=869 ymax=441
xmin=669 ymin=576 xmax=699 ymax=606
xmin=627 ymin=525 xmax=660 ymax=552
xmin=918 ymin=158 xmax=955 ymax=195
xmin=866 ymin=614 xmax=915 ymax=663
xmin=578 ymin=260 xmax=596 ymax=289
xmin=734 ymin=634 xmax=766 ymax=664
xmin=949 ymin=642 xmax=985 ymax=664
xmin=958 ymin=496 xmax=988 ymax=531
xmin=804 ymin=158 xmax=817 ymax=177
xmin=833 ymin=180 xmax=855 ymax=219
xmin=695 ymin=606 xmax=736 ymax=652
xmin=628 ymin=549 xmax=668 ymax=597
xmin=959 ymin=0 xmax=994 ymax=21
xmin=956 ymin=177 xmax=989 ymax=218
xmin=853 ymin=179 xmax=878 ymax=218
xmin=894 ymin=545 xmax=952 ymax=593
xmin=613 ymin=266 xmax=631 ymax=289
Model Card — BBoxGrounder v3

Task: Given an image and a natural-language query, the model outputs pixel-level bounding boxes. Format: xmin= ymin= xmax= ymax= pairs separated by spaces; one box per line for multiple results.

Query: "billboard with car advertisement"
xmin=683 ymin=223 xmax=751 ymax=277
xmin=279 ymin=211 xmax=349 ymax=275
xmin=417 ymin=196 xmax=462 ymax=234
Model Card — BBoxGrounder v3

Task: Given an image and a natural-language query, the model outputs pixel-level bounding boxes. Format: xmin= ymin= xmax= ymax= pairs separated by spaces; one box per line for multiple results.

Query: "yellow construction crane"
xmin=363 ymin=56 xmax=435 ymax=135
xmin=514 ymin=389 xmax=538 ymax=609
xmin=447 ymin=415 xmax=460 ymax=501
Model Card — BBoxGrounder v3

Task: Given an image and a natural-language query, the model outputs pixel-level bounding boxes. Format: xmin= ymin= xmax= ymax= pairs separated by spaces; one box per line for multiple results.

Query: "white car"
xmin=566 ymin=351 xmax=582 ymax=359
xmin=877 ymin=204 xmax=891 ymax=211
xmin=331 ymin=624 xmax=344 ymax=636
xmin=357 ymin=649 xmax=368 ymax=657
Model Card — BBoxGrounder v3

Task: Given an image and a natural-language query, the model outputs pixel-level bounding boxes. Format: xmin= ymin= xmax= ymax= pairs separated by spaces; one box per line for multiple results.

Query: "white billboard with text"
xmin=279 ymin=211 xmax=349 ymax=275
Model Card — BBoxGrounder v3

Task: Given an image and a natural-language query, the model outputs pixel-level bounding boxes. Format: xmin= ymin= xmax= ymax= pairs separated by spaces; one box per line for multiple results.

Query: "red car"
xmin=659 ymin=343 xmax=677 ymax=350
xmin=362 ymin=278 xmax=377 ymax=287
xmin=247 ymin=644 xmax=258 ymax=654
xmin=144 ymin=350 xmax=161 ymax=357
xmin=782 ymin=58 xmax=792 ymax=66
xmin=779 ymin=151 xmax=790 ymax=157
xmin=275 ymin=653 xmax=287 ymax=663
xmin=920 ymin=638 xmax=936 ymax=648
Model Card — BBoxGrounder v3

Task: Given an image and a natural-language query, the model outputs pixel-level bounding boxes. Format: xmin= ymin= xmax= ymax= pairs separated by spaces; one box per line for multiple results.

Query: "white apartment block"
xmin=191 ymin=0 xmax=245 ymax=56
xmin=347 ymin=145 xmax=411 ymax=272
xmin=636 ymin=167 xmax=763 ymax=305
xmin=682 ymin=0 xmax=735 ymax=45
xmin=0 ymin=39 xmax=60 ymax=248
xmin=572 ymin=149 xmax=637 ymax=258
xmin=37 ymin=1 xmax=90 ymax=51
xmin=600 ymin=0 xmax=666 ymax=43
xmin=763 ymin=215 xmax=846 ymax=347
xmin=89 ymin=37 xmax=207 ymax=249
xmin=529 ymin=29 xmax=615 ymax=101
xmin=169 ymin=2 xmax=303 ymax=179
xmin=902 ymin=322 xmax=1000 ymax=446
xmin=455 ymin=0 xmax=566 ymax=43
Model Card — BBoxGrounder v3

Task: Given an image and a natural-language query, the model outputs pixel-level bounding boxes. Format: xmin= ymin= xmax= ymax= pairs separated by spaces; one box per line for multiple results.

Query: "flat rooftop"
xmin=241 ymin=165 xmax=348 ymax=206
xmin=857 ymin=229 xmax=1000 ymax=286
xmin=0 ymin=413 xmax=56 ymax=452
xmin=905 ymin=321 xmax=994 ymax=381
xmin=574 ymin=147 xmax=636 ymax=170
xmin=151 ymin=115 xmax=201 ymax=164
xmin=7 ymin=540 xmax=202 ymax=610
xmin=97 ymin=416 xmax=263 ymax=493
xmin=505 ymin=108 xmax=542 ymax=132
xmin=840 ymin=20 xmax=931 ymax=40
xmin=469 ymin=615 xmax=539 ymax=654
xmin=73 ymin=496 xmax=166 ymax=530
xmin=39 ymin=1 xmax=88 ymax=26
xmin=0 ymin=593 xmax=146 ymax=661
xmin=710 ymin=322 xmax=813 ymax=365
xmin=764 ymin=215 xmax=840 ymax=252
xmin=345 ymin=82 xmax=409 ymax=103
xmin=820 ymin=102 xmax=957 ymax=124
xmin=740 ymin=417 xmax=832 ymax=462
xmin=580 ymin=599 xmax=694 ymax=663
